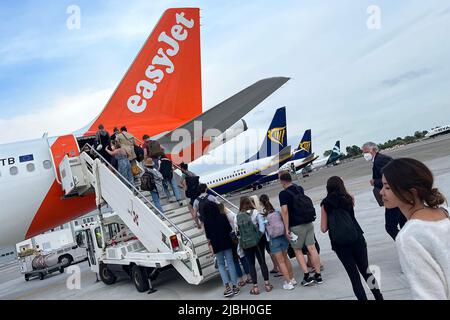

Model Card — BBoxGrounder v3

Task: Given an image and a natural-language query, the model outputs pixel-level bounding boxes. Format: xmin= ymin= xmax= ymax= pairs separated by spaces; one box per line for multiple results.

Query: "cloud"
xmin=0 ymin=88 xmax=112 ymax=144
xmin=381 ymin=68 xmax=433 ymax=87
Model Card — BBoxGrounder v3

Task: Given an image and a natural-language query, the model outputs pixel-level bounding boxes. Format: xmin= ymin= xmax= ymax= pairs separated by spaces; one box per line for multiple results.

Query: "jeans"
xmin=243 ymin=238 xmax=269 ymax=284
xmin=216 ymin=249 xmax=238 ymax=287
xmin=150 ymin=191 xmax=164 ymax=213
xmin=334 ymin=238 xmax=383 ymax=301
xmin=385 ymin=207 xmax=407 ymax=240
xmin=163 ymin=177 xmax=182 ymax=201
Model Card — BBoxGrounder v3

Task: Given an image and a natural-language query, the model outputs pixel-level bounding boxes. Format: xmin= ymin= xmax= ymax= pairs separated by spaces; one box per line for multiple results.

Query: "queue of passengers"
xmin=191 ymin=159 xmax=449 ymax=300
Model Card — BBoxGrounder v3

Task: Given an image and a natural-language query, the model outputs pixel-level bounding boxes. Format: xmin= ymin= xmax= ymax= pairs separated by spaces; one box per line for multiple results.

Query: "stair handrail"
xmin=81 ymin=144 xmax=197 ymax=256
xmin=44 ymin=133 xmax=62 ymax=185
xmin=170 ymin=162 xmax=240 ymax=212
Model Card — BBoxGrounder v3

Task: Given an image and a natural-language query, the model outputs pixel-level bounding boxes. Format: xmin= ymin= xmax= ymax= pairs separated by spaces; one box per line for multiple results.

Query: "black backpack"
xmin=159 ymin=159 xmax=173 ymax=180
xmin=286 ymin=188 xmax=316 ymax=224
xmin=141 ymin=171 xmax=156 ymax=191
xmin=197 ymin=196 xmax=220 ymax=223
xmin=327 ymin=208 xmax=359 ymax=245
xmin=185 ymin=175 xmax=200 ymax=198
xmin=134 ymin=145 xmax=145 ymax=162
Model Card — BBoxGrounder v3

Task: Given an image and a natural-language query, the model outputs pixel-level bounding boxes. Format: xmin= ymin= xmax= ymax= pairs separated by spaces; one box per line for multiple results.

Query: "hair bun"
xmin=425 ymin=188 xmax=447 ymax=208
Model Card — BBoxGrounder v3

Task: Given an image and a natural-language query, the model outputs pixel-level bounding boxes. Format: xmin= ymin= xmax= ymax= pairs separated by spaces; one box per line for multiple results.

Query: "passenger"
xmin=94 ymin=124 xmax=111 ymax=164
xmin=278 ymin=172 xmax=323 ymax=286
xmin=110 ymin=127 xmax=119 ymax=141
xmin=200 ymin=192 xmax=240 ymax=298
xmin=217 ymin=203 xmax=252 ymax=287
xmin=259 ymin=194 xmax=297 ymax=290
xmin=321 ymin=176 xmax=384 ymax=300
xmin=116 ymin=126 xmax=137 ymax=162
xmin=193 ymin=184 xmax=220 ymax=223
xmin=141 ymin=159 xmax=165 ymax=214
xmin=159 ymin=155 xmax=183 ymax=206
xmin=180 ymin=163 xmax=201 ymax=229
xmin=142 ymin=134 xmax=165 ymax=169
xmin=380 ymin=158 xmax=450 ymax=300
xmin=236 ymin=196 xmax=273 ymax=295
xmin=106 ymin=141 xmax=134 ymax=186
xmin=362 ymin=142 xmax=407 ymax=240
xmin=249 ymin=195 xmax=280 ymax=276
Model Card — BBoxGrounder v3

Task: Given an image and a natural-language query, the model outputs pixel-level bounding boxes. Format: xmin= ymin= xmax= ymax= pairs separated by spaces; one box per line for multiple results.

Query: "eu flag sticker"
xmin=19 ymin=154 xmax=34 ymax=163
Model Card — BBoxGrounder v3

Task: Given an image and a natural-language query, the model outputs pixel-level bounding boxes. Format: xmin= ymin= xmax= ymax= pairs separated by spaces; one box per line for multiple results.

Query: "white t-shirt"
xmin=396 ymin=213 xmax=450 ymax=300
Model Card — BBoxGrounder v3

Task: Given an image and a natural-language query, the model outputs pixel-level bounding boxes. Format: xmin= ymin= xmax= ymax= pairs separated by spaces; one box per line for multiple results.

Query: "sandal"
xmin=264 ymin=283 xmax=273 ymax=292
xmin=250 ymin=285 xmax=260 ymax=295
xmin=246 ymin=278 xmax=253 ymax=284
xmin=238 ymin=280 xmax=246 ymax=287
xmin=269 ymin=269 xmax=279 ymax=274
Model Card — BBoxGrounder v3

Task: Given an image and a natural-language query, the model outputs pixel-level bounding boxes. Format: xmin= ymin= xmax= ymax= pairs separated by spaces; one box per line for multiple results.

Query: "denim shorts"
xmin=269 ymin=235 xmax=289 ymax=254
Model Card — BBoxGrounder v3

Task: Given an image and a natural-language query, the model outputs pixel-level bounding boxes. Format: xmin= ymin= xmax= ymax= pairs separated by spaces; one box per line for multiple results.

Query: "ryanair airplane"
xmin=251 ymin=129 xmax=319 ymax=188
xmin=201 ymin=107 xmax=291 ymax=194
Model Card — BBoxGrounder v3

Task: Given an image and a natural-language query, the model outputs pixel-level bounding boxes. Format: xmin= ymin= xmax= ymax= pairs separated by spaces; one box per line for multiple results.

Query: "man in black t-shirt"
xmin=278 ymin=172 xmax=323 ymax=286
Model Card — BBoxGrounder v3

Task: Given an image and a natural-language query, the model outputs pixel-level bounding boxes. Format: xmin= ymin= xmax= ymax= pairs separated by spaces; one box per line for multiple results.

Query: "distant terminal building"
xmin=425 ymin=124 xmax=450 ymax=138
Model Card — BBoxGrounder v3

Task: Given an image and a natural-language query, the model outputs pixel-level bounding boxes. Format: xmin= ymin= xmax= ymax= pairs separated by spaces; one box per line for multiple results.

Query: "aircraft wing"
xmin=157 ymin=77 xmax=290 ymax=162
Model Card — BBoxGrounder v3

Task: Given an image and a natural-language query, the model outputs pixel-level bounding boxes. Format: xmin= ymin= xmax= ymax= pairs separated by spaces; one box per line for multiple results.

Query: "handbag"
xmin=373 ymin=187 xmax=384 ymax=207
xmin=131 ymin=163 xmax=142 ymax=176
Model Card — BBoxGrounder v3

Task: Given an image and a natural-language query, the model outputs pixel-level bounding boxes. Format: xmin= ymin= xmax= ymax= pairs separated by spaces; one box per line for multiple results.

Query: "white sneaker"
xmin=290 ymin=278 xmax=298 ymax=286
xmin=283 ymin=281 xmax=295 ymax=290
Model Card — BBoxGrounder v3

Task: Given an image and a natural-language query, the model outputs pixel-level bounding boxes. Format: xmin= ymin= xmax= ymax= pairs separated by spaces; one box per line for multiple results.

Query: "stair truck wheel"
xmin=24 ymin=274 xmax=29 ymax=281
xmin=132 ymin=265 xmax=150 ymax=293
xmin=99 ymin=263 xmax=117 ymax=285
xmin=39 ymin=272 xmax=45 ymax=280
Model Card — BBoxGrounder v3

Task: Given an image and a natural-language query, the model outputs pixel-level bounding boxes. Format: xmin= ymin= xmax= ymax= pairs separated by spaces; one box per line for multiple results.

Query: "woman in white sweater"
xmin=380 ymin=158 xmax=449 ymax=300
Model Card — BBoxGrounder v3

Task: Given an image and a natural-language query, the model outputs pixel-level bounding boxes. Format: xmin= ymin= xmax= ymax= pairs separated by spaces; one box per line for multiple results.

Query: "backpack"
xmin=159 ymin=159 xmax=173 ymax=180
xmin=147 ymin=140 xmax=165 ymax=158
xmin=185 ymin=175 xmax=200 ymax=198
xmin=286 ymin=188 xmax=316 ymax=224
xmin=265 ymin=211 xmax=285 ymax=238
xmin=134 ymin=145 xmax=145 ymax=162
xmin=140 ymin=171 xmax=156 ymax=191
xmin=197 ymin=196 xmax=220 ymax=223
xmin=236 ymin=211 xmax=262 ymax=249
xmin=327 ymin=208 xmax=359 ymax=245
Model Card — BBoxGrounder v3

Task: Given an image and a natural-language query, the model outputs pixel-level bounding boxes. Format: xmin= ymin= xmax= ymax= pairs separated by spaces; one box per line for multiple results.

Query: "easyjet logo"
xmin=127 ymin=12 xmax=195 ymax=113
xmin=267 ymin=127 xmax=286 ymax=146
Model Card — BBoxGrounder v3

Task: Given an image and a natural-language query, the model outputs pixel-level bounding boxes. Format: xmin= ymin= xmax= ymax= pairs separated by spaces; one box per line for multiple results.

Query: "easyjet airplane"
xmin=0 ymin=8 xmax=288 ymax=246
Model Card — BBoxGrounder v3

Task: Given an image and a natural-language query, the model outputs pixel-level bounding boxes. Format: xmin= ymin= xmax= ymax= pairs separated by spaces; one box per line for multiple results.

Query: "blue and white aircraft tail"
xmin=242 ymin=107 xmax=287 ymax=163
xmin=251 ymin=129 xmax=318 ymax=187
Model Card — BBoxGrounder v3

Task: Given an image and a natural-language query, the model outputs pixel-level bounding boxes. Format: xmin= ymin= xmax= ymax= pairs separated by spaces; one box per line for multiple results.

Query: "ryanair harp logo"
xmin=299 ymin=141 xmax=311 ymax=152
xmin=267 ymin=127 xmax=286 ymax=146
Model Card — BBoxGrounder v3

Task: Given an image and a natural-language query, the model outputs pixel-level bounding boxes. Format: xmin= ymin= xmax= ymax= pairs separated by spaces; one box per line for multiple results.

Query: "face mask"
xmin=363 ymin=153 xmax=373 ymax=162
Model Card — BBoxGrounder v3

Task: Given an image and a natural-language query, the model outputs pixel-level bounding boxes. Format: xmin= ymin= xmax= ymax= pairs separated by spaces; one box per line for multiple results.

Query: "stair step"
xmin=164 ymin=206 xmax=191 ymax=218
xmin=164 ymin=213 xmax=193 ymax=226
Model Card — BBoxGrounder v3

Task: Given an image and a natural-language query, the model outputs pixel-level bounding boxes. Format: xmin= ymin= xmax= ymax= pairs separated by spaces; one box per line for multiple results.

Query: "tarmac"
xmin=0 ymin=135 xmax=449 ymax=300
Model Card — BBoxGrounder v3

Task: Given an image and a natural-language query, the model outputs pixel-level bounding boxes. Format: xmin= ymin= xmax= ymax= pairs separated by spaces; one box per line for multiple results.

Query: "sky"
xmin=1 ymin=0 xmax=449 ymax=175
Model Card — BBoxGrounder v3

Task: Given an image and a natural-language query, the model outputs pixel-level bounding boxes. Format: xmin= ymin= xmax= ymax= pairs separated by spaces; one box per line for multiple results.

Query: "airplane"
xmin=201 ymin=107 xmax=292 ymax=194
xmin=308 ymin=140 xmax=343 ymax=171
xmin=250 ymin=129 xmax=319 ymax=189
xmin=0 ymin=8 xmax=289 ymax=246
xmin=425 ymin=124 xmax=450 ymax=138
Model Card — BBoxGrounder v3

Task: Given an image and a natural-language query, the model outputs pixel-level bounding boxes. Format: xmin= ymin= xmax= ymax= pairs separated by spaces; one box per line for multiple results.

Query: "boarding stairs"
xmin=58 ymin=146 xmax=237 ymax=285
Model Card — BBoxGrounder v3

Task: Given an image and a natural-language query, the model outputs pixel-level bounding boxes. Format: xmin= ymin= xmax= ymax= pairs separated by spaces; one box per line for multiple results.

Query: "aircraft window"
xmin=10 ymin=166 xmax=18 ymax=176
xmin=26 ymin=163 xmax=35 ymax=172
xmin=43 ymin=160 xmax=52 ymax=170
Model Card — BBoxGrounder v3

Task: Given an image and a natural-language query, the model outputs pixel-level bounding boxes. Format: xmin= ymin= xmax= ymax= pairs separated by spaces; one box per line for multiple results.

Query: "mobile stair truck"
xmin=59 ymin=144 xmax=237 ymax=293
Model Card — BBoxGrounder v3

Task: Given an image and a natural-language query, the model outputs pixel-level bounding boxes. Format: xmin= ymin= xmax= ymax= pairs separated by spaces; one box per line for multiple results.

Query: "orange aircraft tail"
xmin=84 ymin=8 xmax=202 ymax=140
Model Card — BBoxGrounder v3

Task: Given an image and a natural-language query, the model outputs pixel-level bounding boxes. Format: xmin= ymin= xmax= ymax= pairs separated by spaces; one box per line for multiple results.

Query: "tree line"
xmin=323 ymin=130 xmax=429 ymax=159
